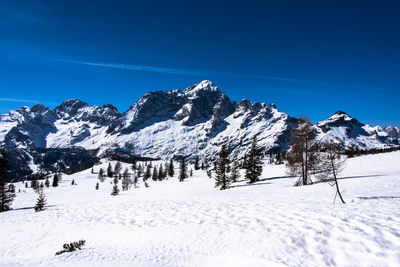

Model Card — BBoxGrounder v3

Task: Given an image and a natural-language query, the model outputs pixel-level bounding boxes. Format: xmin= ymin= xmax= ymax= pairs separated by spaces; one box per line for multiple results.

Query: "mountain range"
xmin=1 ymin=80 xmax=399 ymax=180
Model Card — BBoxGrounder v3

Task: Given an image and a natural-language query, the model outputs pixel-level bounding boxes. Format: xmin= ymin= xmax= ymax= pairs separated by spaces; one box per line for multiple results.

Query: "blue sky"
xmin=0 ymin=0 xmax=399 ymax=126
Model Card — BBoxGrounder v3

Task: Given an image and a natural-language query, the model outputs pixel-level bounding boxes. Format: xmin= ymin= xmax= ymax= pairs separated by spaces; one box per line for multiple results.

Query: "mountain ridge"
xmin=0 ymin=80 xmax=399 ymax=180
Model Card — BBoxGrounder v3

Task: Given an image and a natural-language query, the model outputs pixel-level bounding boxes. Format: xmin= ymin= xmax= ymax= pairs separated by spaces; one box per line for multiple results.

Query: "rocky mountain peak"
xmin=54 ymin=99 xmax=89 ymax=118
xmin=183 ymin=80 xmax=218 ymax=98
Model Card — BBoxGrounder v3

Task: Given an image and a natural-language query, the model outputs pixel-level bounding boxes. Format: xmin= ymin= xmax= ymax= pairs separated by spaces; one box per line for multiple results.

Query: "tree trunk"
xmin=331 ymin=158 xmax=345 ymax=204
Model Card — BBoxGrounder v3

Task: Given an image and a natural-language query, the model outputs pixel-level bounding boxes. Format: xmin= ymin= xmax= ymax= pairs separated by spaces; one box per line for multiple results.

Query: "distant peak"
xmin=334 ymin=110 xmax=348 ymax=116
xmin=184 ymin=80 xmax=219 ymax=97
xmin=60 ymin=99 xmax=88 ymax=107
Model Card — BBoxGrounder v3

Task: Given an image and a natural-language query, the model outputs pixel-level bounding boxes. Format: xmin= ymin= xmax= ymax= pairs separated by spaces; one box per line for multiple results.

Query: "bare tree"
xmin=316 ymin=142 xmax=346 ymax=204
xmin=286 ymin=117 xmax=320 ymax=186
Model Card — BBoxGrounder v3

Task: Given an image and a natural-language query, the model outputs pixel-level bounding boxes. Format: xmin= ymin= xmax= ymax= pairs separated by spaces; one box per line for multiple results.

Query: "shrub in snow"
xmin=55 ymin=240 xmax=86 ymax=255
xmin=34 ymin=189 xmax=47 ymax=212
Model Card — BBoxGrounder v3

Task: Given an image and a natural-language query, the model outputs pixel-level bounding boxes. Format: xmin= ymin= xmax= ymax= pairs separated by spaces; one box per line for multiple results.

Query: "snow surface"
xmin=1 ymin=152 xmax=400 ymax=266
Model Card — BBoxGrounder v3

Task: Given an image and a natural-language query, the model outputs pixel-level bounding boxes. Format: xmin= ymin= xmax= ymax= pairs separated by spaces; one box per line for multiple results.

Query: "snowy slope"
xmin=1 ymin=152 xmax=400 ymax=266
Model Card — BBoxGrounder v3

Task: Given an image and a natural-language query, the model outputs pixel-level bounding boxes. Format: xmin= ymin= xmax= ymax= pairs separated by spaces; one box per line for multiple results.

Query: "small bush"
xmin=55 ymin=240 xmax=86 ymax=255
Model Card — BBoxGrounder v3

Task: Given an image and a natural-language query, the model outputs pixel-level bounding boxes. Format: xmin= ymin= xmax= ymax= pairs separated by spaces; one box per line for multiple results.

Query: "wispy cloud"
xmin=59 ymin=59 xmax=334 ymax=87
xmin=0 ymin=98 xmax=58 ymax=105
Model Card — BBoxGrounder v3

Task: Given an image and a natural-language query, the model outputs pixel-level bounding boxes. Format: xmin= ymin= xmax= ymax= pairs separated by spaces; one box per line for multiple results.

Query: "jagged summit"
xmin=183 ymin=80 xmax=218 ymax=98
xmin=0 ymin=80 xmax=398 ymax=180
xmin=317 ymin=110 xmax=361 ymax=128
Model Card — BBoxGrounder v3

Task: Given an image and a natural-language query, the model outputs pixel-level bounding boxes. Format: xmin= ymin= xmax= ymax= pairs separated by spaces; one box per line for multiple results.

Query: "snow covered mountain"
xmin=316 ymin=111 xmax=400 ymax=150
xmin=0 ymin=80 xmax=398 ymax=179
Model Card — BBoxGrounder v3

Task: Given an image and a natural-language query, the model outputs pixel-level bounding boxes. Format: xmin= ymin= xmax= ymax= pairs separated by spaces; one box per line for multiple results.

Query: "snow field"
xmin=1 ymin=152 xmax=400 ymax=266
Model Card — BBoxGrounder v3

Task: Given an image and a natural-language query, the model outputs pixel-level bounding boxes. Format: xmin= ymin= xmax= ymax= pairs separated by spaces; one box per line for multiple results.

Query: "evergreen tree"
xmin=40 ymin=182 xmax=44 ymax=188
xmin=111 ymin=177 xmax=119 ymax=196
xmin=52 ymin=173 xmax=59 ymax=187
xmin=230 ymin=159 xmax=241 ymax=182
xmin=95 ymin=182 xmax=99 ymax=190
xmin=45 ymin=178 xmax=50 ymax=188
xmin=215 ymin=143 xmax=230 ymax=190
xmin=204 ymin=157 xmax=209 ymax=170
xmin=0 ymin=150 xmax=15 ymax=212
xmin=91 ymin=167 xmax=94 ymax=174
xmin=245 ymin=136 xmax=263 ymax=183
xmin=158 ymin=164 xmax=164 ymax=181
xmin=168 ymin=159 xmax=174 ymax=177
xmin=114 ymin=161 xmax=122 ymax=176
xmin=98 ymin=168 xmax=105 ymax=182
xmin=25 ymin=182 xmax=28 ymax=188
xmin=144 ymin=164 xmax=151 ymax=181
xmin=178 ymin=158 xmax=188 ymax=182
xmin=133 ymin=172 xmax=139 ymax=188
xmin=71 ymin=179 xmax=75 ymax=185
xmin=31 ymin=179 xmax=38 ymax=190
xmin=34 ymin=189 xmax=47 ymax=212
xmin=242 ymin=154 xmax=248 ymax=169
xmin=107 ymin=163 xmax=113 ymax=178
xmin=136 ymin=164 xmax=143 ymax=178
xmin=190 ymin=168 xmax=193 ymax=177
xmin=201 ymin=162 xmax=205 ymax=170
xmin=194 ymin=156 xmax=200 ymax=170
xmin=122 ymin=168 xmax=130 ymax=191
xmin=152 ymin=166 xmax=158 ymax=181
xmin=164 ymin=162 xmax=169 ymax=179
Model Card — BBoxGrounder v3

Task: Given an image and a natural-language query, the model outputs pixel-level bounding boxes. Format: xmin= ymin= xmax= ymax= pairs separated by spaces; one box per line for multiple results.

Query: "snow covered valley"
xmin=1 ymin=152 xmax=400 ymax=267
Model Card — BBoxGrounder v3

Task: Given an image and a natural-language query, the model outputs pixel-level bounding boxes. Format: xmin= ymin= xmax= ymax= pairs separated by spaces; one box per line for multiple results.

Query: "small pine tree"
xmin=215 ymin=143 xmax=230 ymax=190
xmin=45 ymin=178 xmax=50 ymax=188
xmin=136 ymin=164 xmax=143 ymax=178
xmin=25 ymin=182 xmax=28 ymax=188
xmin=31 ymin=179 xmax=38 ymax=190
xmin=114 ymin=161 xmax=122 ymax=177
xmin=152 ymin=166 xmax=158 ymax=181
xmin=245 ymin=136 xmax=263 ymax=183
xmin=52 ymin=173 xmax=59 ymax=187
xmin=34 ymin=189 xmax=47 ymax=212
xmin=190 ymin=168 xmax=193 ymax=177
xmin=230 ymin=159 xmax=241 ymax=182
xmin=95 ymin=182 xmax=99 ymax=190
xmin=158 ymin=164 xmax=164 ymax=181
xmin=121 ymin=168 xmax=130 ymax=191
xmin=168 ymin=160 xmax=174 ymax=177
xmin=0 ymin=150 xmax=15 ymax=212
xmin=111 ymin=177 xmax=119 ymax=196
xmin=194 ymin=156 xmax=200 ymax=170
xmin=178 ymin=158 xmax=188 ymax=182
xmin=98 ymin=168 xmax=105 ymax=182
xmin=107 ymin=163 xmax=113 ymax=178
xmin=71 ymin=179 xmax=75 ymax=185
xmin=201 ymin=162 xmax=205 ymax=170
xmin=144 ymin=165 xmax=151 ymax=181
xmin=242 ymin=154 xmax=248 ymax=169
xmin=91 ymin=167 xmax=94 ymax=174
